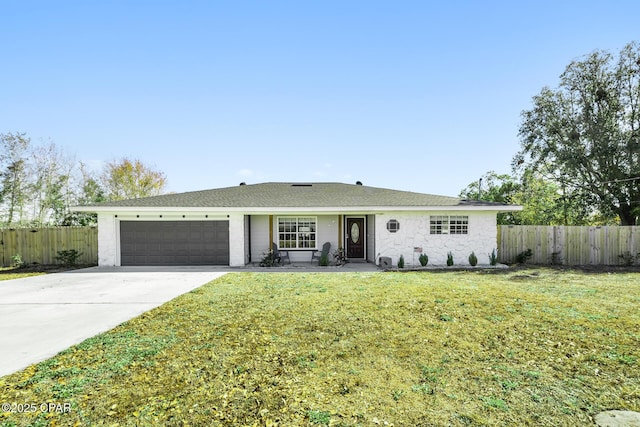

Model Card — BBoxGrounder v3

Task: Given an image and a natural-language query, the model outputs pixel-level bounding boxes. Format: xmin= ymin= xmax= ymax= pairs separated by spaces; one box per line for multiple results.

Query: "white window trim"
xmin=430 ymin=215 xmax=468 ymax=235
xmin=277 ymin=216 xmax=318 ymax=249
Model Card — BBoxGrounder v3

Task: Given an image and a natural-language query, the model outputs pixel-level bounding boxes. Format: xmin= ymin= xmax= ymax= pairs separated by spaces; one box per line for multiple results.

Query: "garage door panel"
xmin=120 ymin=221 xmax=229 ymax=266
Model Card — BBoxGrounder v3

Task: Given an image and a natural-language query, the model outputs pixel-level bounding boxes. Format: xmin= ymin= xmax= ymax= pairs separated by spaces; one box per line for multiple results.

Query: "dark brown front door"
xmin=346 ymin=217 xmax=365 ymax=258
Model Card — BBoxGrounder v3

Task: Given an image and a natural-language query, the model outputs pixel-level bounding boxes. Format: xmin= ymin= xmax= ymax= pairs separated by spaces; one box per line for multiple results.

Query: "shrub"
xmin=11 ymin=253 xmax=25 ymax=268
xmin=56 ymin=249 xmax=83 ymax=267
xmin=619 ymin=251 xmax=640 ymax=266
xmin=516 ymin=249 xmax=533 ymax=264
xmin=398 ymin=254 xmax=405 ymax=268
xmin=488 ymin=249 xmax=498 ymax=266
xmin=468 ymin=251 xmax=478 ymax=266
xmin=446 ymin=252 xmax=454 ymax=266
xmin=259 ymin=251 xmax=279 ymax=267
xmin=419 ymin=253 xmax=429 ymax=266
xmin=319 ymin=253 xmax=329 ymax=266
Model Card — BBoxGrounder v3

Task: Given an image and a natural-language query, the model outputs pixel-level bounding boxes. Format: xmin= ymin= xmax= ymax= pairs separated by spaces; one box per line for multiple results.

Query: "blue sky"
xmin=2 ymin=1 xmax=639 ymax=197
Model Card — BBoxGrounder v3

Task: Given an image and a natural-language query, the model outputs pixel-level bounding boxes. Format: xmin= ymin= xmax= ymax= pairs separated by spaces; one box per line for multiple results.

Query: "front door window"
xmin=346 ymin=217 xmax=365 ymax=258
xmin=351 ymin=222 xmax=360 ymax=244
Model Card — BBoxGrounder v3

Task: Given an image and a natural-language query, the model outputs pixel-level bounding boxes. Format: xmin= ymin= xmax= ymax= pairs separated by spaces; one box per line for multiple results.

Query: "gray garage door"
xmin=120 ymin=221 xmax=229 ymax=266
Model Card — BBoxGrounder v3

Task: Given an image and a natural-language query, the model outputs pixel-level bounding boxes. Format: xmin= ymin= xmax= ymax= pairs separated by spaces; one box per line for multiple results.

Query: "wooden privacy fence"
xmin=499 ymin=225 xmax=640 ymax=266
xmin=0 ymin=227 xmax=98 ymax=267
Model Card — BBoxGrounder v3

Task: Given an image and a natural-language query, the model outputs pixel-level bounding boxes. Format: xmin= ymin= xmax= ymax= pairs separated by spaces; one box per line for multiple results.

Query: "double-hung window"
xmin=278 ymin=217 xmax=317 ymax=249
xmin=430 ymin=215 xmax=468 ymax=234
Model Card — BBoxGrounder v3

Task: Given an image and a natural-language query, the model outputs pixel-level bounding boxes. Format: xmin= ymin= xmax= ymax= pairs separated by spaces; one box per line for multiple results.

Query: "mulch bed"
xmin=0 ymin=264 xmax=94 ymax=274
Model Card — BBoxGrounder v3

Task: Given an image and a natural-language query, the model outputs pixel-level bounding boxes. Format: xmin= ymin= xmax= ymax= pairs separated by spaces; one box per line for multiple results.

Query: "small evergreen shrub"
xmin=398 ymin=255 xmax=405 ymax=268
xmin=56 ymin=249 xmax=83 ymax=267
xmin=619 ymin=251 xmax=640 ymax=266
xmin=516 ymin=249 xmax=533 ymax=264
xmin=488 ymin=249 xmax=498 ymax=266
xmin=468 ymin=252 xmax=478 ymax=266
xmin=446 ymin=252 xmax=454 ymax=266
xmin=419 ymin=253 xmax=429 ymax=266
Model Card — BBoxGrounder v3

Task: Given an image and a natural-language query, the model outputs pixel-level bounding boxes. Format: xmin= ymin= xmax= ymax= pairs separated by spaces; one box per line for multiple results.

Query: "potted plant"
xmin=446 ymin=252 xmax=454 ymax=266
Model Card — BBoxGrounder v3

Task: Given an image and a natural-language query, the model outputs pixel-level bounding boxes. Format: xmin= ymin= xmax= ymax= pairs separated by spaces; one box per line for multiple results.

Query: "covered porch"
xmin=244 ymin=214 xmax=376 ymax=266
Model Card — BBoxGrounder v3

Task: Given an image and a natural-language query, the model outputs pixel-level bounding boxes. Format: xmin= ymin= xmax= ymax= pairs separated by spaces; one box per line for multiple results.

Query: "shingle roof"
xmin=78 ymin=182 xmax=515 ymax=209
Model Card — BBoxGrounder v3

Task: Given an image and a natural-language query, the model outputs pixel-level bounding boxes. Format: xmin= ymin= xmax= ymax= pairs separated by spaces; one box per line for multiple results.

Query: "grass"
xmin=1 ymin=268 xmax=639 ymax=426
xmin=0 ymin=267 xmax=46 ymax=281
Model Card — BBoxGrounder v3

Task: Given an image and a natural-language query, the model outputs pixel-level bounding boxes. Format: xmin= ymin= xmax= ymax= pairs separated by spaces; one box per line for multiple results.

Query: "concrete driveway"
xmin=0 ymin=267 xmax=227 ymax=378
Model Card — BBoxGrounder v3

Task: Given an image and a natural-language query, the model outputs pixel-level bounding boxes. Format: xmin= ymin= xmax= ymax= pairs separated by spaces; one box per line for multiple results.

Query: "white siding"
xmin=315 ymin=215 xmax=339 ymax=261
xmin=375 ymin=211 xmax=497 ymax=267
xmin=250 ymin=215 xmax=270 ymax=262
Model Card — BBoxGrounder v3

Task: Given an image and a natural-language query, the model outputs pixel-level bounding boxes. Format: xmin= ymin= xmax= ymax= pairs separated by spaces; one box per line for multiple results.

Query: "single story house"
xmin=74 ymin=182 xmax=521 ymax=267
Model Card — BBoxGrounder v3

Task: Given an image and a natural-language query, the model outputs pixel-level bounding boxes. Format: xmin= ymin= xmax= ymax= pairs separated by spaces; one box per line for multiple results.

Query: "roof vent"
xmin=356 ymin=181 xmax=363 ymax=185
xmin=291 ymin=183 xmax=312 ymax=187
xmin=239 ymin=182 xmax=246 ymax=186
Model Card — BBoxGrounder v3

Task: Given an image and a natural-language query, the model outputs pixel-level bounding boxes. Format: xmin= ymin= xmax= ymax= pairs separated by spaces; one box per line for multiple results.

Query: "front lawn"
xmin=1 ymin=269 xmax=638 ymax=426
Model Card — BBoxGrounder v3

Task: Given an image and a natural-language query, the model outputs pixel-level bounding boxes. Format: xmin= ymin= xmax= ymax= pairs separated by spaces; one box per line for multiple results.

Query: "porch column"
xmin=269 ymin=215 xmax=273 ymax=247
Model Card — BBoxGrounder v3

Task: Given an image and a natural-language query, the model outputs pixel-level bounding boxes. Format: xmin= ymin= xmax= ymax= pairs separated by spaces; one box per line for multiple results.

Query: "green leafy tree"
xmin=516 ymin=170 xmax=595 ymax=225
xmin=514 ymin=41 xmax=640 ymax=225
xmin=459 ymin=171 xmax=521 ymax=224
xmin=460 ymin=170 xmax=596 ymax=225
xmin=101 ymin=158 xmax=167 ymax=201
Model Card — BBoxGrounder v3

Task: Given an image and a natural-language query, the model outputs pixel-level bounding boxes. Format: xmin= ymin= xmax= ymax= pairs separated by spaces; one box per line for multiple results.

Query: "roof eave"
xmin=73 ymin=205 xmax=523 ymax=214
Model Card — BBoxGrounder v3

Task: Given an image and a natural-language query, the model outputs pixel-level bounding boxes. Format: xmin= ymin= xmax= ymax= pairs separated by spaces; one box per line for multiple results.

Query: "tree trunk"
xmin=618 ymin=206 xmax=637 ymax=225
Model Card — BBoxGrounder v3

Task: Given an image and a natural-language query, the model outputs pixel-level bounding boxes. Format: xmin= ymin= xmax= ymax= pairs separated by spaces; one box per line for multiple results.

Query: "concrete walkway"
xmin=0 ymin=267 xmax=226 ymax=377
